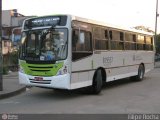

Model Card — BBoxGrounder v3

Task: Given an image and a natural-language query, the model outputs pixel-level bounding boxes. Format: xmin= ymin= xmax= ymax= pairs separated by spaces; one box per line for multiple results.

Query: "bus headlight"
xmin=57 ymin=66 xmax=68 ymax=75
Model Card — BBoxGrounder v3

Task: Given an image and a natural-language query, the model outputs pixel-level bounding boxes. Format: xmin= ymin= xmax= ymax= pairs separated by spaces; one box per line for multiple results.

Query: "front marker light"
xmin=57 ymin=66 xmax=68 ymax=75
xmin=63 ymin=66 xmax=67 ymax=74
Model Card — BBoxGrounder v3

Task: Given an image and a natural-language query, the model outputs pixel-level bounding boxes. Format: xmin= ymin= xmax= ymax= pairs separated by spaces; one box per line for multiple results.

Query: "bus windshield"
xmin=20 ymin=28 xmax=68 ymax=63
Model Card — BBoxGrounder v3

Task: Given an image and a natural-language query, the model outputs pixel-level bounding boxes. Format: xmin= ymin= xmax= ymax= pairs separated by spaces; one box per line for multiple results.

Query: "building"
xmin=2 ymin=9 xmax=25 ymax=54
xmin=2 ymin=9 xmax=35 ymax=69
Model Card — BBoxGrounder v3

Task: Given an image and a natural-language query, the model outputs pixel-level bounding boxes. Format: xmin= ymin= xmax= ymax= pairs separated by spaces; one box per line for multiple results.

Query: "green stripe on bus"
xmin=19 ymin=60 xmax=64 ymax=76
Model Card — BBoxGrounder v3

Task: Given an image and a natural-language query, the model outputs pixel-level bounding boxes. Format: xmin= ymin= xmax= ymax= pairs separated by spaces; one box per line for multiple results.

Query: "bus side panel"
xmin=70 ymin=50 xmax=154 ymax=89
xmin=93 ymin=51 xmax=154 ymax=82
xmin=71 ymin=56 xmax=93 ymax=89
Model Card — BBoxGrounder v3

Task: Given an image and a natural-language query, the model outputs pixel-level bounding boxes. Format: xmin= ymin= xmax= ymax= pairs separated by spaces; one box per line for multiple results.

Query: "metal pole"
xmin=155 ymin=0 xmax=159 ymax=48
xmin=0 ymin=0 xmax=3 ymax=91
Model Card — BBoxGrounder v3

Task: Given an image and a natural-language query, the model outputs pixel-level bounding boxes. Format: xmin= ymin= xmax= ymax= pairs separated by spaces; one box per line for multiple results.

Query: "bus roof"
xmin=71 ymin=15 xmax=154 ymax=36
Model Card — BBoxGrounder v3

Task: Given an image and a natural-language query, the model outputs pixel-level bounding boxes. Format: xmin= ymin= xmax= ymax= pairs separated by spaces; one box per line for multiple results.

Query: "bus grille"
xmin=28 ymin=66 xmax=53 ymax=72
xmin=29 ymin=78 xmax=51 ymax=84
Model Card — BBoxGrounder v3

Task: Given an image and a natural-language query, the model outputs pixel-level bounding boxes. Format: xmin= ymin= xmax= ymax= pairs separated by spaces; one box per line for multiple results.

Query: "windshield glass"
xmin=20 ymin=28 xmax=68 ymax=63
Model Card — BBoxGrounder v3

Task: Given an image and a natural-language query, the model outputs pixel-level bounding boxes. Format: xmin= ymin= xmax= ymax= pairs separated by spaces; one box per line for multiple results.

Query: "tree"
xmin=134 ymin=26 xmax=154 ymax=34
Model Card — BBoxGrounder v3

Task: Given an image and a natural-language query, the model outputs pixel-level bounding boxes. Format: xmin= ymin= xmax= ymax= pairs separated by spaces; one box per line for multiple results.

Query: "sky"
xmin=2 ymin=0 xmax=160 ymax=33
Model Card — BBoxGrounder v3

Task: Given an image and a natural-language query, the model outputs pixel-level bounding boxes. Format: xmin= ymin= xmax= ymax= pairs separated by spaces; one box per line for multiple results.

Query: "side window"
xmin=137 ymin=35 xmax=145 ymax=50
xmin=109 ymin=31 xmax=112 ymax=40
xmin=105 ymin=30 xmax=108 ymax=39
xmin=145 ymin=36 xmax=153 ymax=51
xmin=72 ymin=29 xmax=92 ymax=61
xmin=94 ymin=27 xmax=109 ymax=50
xmin=120 ymin=32 xmax=124 ymax=41
xmin=72 ymin=30 xmax=79 ymax=51
xmin=125 ymin=33 xmax=136 ymax=50
xmin=110 ymin=30 xmax=124 ymax=50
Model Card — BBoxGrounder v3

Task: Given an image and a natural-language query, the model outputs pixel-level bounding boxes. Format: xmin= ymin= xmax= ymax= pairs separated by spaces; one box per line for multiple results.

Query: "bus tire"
xmin=131 ymin=64 xmax=145 ymax=81
xmin=91 ymin=69 xmax=103 ymax=94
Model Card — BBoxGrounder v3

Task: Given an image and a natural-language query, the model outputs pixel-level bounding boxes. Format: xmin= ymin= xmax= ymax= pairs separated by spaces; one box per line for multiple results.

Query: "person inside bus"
xmin=52 ymin=32 xmax=65 ymax=58
xmin=41 ymin=33 xmax=55 ymax=60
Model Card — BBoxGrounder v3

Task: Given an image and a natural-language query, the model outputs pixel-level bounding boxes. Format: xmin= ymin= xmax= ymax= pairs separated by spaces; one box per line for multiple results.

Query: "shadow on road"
xmin=103 ymin=78 xmax=137 ymax=89
xmin=25 ymin=76 xmax=150 ymax=100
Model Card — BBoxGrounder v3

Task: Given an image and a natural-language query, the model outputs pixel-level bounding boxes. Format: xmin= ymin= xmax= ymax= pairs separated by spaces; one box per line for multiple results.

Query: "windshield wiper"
xmin=40 ymin=24 xmax=56 ymax=40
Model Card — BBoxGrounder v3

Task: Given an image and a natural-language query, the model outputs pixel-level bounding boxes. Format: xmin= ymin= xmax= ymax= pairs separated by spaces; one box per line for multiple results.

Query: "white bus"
xmin=19 ymin=15 xmax=155 ymax=94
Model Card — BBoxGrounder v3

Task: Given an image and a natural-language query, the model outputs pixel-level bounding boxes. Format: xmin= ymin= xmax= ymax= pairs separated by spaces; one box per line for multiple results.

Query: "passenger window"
xmin=94 ymin=27 xmax=109 ymax=50
xmin=72 ymin=29 xmax=92 ymax=61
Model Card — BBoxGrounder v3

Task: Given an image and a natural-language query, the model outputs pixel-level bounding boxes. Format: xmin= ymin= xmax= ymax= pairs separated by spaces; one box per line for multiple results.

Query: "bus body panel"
xmin=71 ymin=50 xmax=154 ymax=89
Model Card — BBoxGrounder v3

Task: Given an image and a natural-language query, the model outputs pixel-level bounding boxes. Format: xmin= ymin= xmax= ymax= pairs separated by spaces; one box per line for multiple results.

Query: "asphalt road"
xmin=0 ymin=68 xmax=160 ymax=114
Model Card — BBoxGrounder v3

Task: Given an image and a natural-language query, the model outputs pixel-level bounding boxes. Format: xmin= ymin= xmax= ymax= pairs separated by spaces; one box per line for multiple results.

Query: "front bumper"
xmin=19 ymin=72 xmax=71 ymax=89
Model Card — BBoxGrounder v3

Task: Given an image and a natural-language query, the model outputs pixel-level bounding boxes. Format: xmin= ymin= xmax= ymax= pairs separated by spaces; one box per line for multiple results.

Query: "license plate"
xmin=35 ymin=77 xmax=43 ymax=81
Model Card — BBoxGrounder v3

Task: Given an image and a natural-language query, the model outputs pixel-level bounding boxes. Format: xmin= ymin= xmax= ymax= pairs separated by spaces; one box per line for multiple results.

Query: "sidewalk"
xmin=0 ymin=72 xmax=26 ymax=99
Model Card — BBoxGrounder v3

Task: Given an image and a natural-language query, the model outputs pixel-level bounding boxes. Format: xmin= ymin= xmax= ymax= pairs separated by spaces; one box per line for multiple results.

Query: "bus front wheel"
xmin=91 ymin=69 xmax=103 ymax=94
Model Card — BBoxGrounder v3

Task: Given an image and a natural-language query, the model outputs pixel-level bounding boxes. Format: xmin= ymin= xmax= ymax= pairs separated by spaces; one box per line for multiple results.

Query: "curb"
xmin=0 ymin=87 xmax=26 ymax=100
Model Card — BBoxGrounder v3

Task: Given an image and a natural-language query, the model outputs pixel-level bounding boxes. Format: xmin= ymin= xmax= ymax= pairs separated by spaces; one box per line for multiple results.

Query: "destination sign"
xmin=24 ymin=16 xmax=67 ymax=29
xmin=31 ymin=17 xmax=60 ymax=26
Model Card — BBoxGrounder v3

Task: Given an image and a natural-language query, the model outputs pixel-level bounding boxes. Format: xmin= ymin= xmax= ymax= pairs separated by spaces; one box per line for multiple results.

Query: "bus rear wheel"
xmin=131 ymin=64 xmax=145 ymax=81
xmin=91 ymin=69 xmax=103 ymax=94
